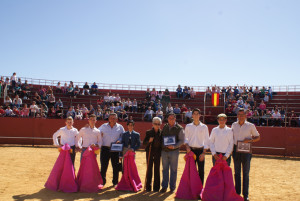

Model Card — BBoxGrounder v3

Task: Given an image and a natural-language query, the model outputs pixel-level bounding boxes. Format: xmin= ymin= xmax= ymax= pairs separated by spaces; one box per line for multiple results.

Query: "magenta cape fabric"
xmin=115 ymin=151 xmax=142 ymax=192
xmin=176 ymin=151 xmax=203 ymax=200
xmin=201 ymin=154 xmax=243 ymax=201
xmin=77 ymin=146 xmax=103 ymax=192
xmin=44 ymin=144 xmax=78 ymax=193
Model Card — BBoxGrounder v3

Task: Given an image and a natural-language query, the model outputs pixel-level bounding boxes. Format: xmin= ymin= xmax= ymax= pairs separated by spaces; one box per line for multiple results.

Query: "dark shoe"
xmin=244 ymin=197 xmax=249 ymax=201
xmin=153 ymin=189 xmax=159 ymax=192
xmin=145 ymin=188 xmax=151 ymax=192
xmin=160 ymin=188 xmax=167 ymax=193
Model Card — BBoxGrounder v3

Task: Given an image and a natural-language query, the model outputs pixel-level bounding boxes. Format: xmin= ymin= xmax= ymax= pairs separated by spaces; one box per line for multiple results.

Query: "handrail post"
xmin=203 ymin=93 xmax=206 ymax=123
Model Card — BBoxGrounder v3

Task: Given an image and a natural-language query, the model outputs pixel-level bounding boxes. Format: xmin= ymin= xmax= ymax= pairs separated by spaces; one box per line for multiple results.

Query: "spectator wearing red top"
xmin=21 ymin=104 xmax=30 ymax=117
xmin=0 ymin=106 xmax=5 ymax=117
xmin=289 ymin=111 xmax=298 ymax=127
xmin=258 ymin=100 xmax=266 ymax=114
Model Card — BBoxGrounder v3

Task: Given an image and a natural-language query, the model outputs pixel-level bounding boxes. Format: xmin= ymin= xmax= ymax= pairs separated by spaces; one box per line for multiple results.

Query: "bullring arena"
xmin=1 ymin=77 xmax=300 ymax=201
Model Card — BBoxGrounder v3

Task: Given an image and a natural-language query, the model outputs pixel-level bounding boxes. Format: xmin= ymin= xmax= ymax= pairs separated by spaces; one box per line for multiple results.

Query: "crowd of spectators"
xmin=1 ymin=74 xmax=299 ymax=127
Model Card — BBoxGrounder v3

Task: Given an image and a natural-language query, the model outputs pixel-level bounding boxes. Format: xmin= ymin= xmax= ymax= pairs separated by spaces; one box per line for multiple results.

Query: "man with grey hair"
xmin=98 ymin=113 xmax=125 ymax=186
xmin=143 ymin=117 xmax=163 ymax=192
xmin=160 ymin=112 xmax=185 ymax=193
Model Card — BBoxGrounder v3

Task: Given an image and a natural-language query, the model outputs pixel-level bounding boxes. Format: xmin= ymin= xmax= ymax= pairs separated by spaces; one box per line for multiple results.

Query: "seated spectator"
xmin=251 ymin=110 xmax=260 ymax=126
xmin=12 ymin=95 xmax=22 ymax=108
xmin=48 ymin=106 xmax=56 ymax=118
xmin=119 ymin=110 xmax=128 ymax=122
xmin=280 ymin=106 xmax=286 ymax=119
xmin=184 ymin=108 xmax=192 ymax=124
xmin=114 ymin=94 xmax=121 ymax=104
xmin=289 ymin=111 xmax=298 ymax=127
xmin=155 ymin=100 xmax=162 ymax=111
xmin=67 ymin=84 xmax=74 ymax=97
xmin=271 ymin=105 xmax=279 ymax=114
xmin=48 ymin=93 xmax=56 ymax=108
xmin=124 ymin=98 xmax=132 ymax=111
xmin=46 ymin=86 xmax=53 ymax=95
xmin=91 ymin=82 xmax=98 ymax=95
xmin=103 ymin=110 xmax=110 ymax=120
xmin=82 ymin=82 xmax=90 ymax=95
xmin=206 ymin=87 xmax=212 ymax=99
xmin=237 ymin=97 xmax=244 ymax=106
xmin=247 ymin=92 xmax=254 ymax=106
xmin=104 ymin=93 xmax=111 ymax=105
xmin=150 ymin=88 xmax=157 ymax=97
xmin=39 ymin=104 xmax=47 ymax=118
xmin=141 ymin=99 xmax=148 ymax=112
xmin=258 ymin=100 xmax=266 ymax=114
xmin=33 ymin=92 xmax=42 ymax=105
xmin=190 ymin=87 xmax=196 ymax=99
xmin=5 ymin=106 xmax=13 ymax=117
xmin=21 ymin=80 xmax=30 ymax=99
xmin=12 ymin=82 xmax=22 ymax=95
xmin=88 ymin=105 xmax=95 ymax=115
xmin=4 ymin=96 xmax=12 ymax=107
xmin=20 ymin=104 xmax=30 ymax=117
xmin=75 ymin=108 xmax=83 ymax=120
xmin=173 ymin=104 xmax=181 ymax=114
xmin=148 ymin=101 xmax=156 ymax=111
xmin=110 ymin=103 xmax=116 ymax=112
xmin=144 ymin=107 xmax=154 ymax=122
xmin=56 ymin=82 xmax=62 ymax=93
xmin=243 ymin=101 xmax=250 ymax=110
xmin=163 ymin=89 xmax=171 ymax=104
xmin=225 ymin=104 xmax=234 ymax=116
xmin=66 ymin=106 xmax=75 ymax=119
xmin=81 ymin=104 xmax=88 ymax=119
xmin=132 ymin=99 xmax=138 ymax=113
xmin=55 ymin=106 xmax=64 ymax=119
xmin=95 ymin=108 xmax=102 ymax=120
xmin=0 ymin=106 xmax=5 ymax=117
xmin=263 ymin=94 xmax=269 ymax=103
xmin=109 ymin=93 xmax=115 ymax=103
xmin=180 ymin=104 xmax=188 ymax=114
xmin=259 ymin=87 xmax=266 ymax=98
xmin=41 ymin=93 xmax=48 ymax=105
xmin=268 ymin=86 xmax=273 ymax=100
xmin=176 ymin=85 xmax=183 ymax=98
xmin=137 ymin=100 xmax=143 ymax=113
xmin=30 ymin=101 xmax=39 ymax=117
xmin=13 ymin=106 xmax=21 ymax=116
xmin=272 ymin=109 xmax=282 ymax=126
xmin=166 ymin=103 xmax=173 ymax=114
xmin=114 ymin=102 xmax=122 ymax=113
xmin=183 ymin=86 xmax=190 ymax=99
xmin=157 ymin=91 xmax=163 ymax=100
xmin=62 ymin=83 xmax=68 ymax=93
xmin=145 ymin=88 xmax=151 ymax=101
xmin=55 ymin=99 xmax=63 ymax=108
xmin=73 ymin=85 xmax=80 ymax=98
xmin=150 ymin=94 xmax=156 ymax=102
xmin=156 ymin=108 xmax=164 ymax=120
xmin=97 ymin=97 xmax=104 ymax=106
xmin=10 ymin=72 xmax=17 ymax=89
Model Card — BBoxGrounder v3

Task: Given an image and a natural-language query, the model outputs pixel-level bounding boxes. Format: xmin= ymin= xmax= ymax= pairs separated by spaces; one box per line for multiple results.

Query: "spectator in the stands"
xmin=137 ymin=100 xmax=143 ymax=113
xmin=75 ymin=108 xmax=83 ymax=120
xmin=145 ymin=88 xmax=151 ymax=101
xmin=150 ymin=94 xmax=156 ymax=102
xmin=33 ymin=92 xmax=42 ymax=105
xmin=97 ymin=96 xmax=104 ymax=106
xmin=89 ymin=105 xmax=95 ymax=115
xmin=13 ymin=106 xmax=21 ymax=117
xmin=183 ymin=86 xmax=190 ymax=99
xmin=280 ymin=106 xmax=286 ymax=119
xmin=237 ymin=97 xmax=244 ymax=106
xmin=66 ymin=106 xmax=75 ymax=119
xmin=46 ymin=86 xmax=53 ymax=95
xmin=0 ymin=106 xmax=5 ymax=117
xmin=144 ymin=107 xmax=154 ymax=122
xmin=259 ymin=87 xmax=266 ymax=98
xmin=268 ymin=87 xmax=273 ymax=100
xmin=155 ymin=100 xmax=162 ymax=111
xmin=289 ymin=111 xmax=298 ymax=127
xmin=95 ymin=107 xmax=102 ymax=120
xmin=157 ymin=91 xmax=163 ymax=100
xmin=205 ymin=86 xmax=212 ymax=99
xmin=251 ymin=110 xmax=260 ymax=126
xmin=73 ymin=85 xmax=80 ymax=98
xmin=5 ymin=106 xmax=13 ymax=117
xmin=56 ymin=82 xmax=62 ymax=93
xmin=271 ymin=105 xmax=279 ymax=114
xmin=184 ymin=108 xmax=192 ymax=124
xmin=21 ymin=80 xmax=30 ymax=99
xmin=81 ymin=104 xmax=88 ymax=119
xmin=41 ymin=93 xmax=48 ymax=105
xmin=12 ymin=82 xmax=22 ymax=95
xmin=163 ymin=89 xmax=171 ymax=104
xmin=40 ymin=103 xmax=48 ymax=118
xmin=55 ymin=99 xmax=63 ymax=108
xmin=30 ymin=101 xmax=39 ymax=117
xmin=4 ymin=96 xmax=12 ymax=107
xmin=55 ymin=106 xmax=64 ymax=119
xmin=132 ymin=99 xmax=138 ymax=113
xmin=176 ymin=85 xmax=183 ymax=98
xmin=263 ymin=94 xmax=269 ymax=103
xmin=62 ymin=83 xmax=68 ymax=93
xmin=66 ymin=84 xmax=74 ymax=97
xmin=225 ymin=104 xmax=234 ymax=116
xmin=180 ymin=104 xmax=188 ymax=114
xmin=114 ymin=93 xmax=121 ymax=104
xmin=124 ymin=98 xmax=132 ymax=112
xmin=150 ymin=88 xmax=157 ymax=97
xmin=272 ymin=109 xmax=282 ymax=126
xmin=48 ymin=93 xmax=56 ymax=108
xmin=114 ymin=102 xmax=122 ymax=113
xmin=11 ymin=72 xmax=17 ymax=88
xmin=190 ymin=87 xmax=196 ymax=99
xmin=104 ymin=93 xmax=111 ymax=105
xmin=82 ymin=82 xmax=90 ymax=95
xmin=156 ymin=108 xmax=163 ymax=120
xmin=21 ymin=104 xmax=30 ymax=117
xmin=119 ymin=110 xmax=128 ymax=122
xmin=173 ymin=104 xmax=181 ymax=120
xmin=243 ymin=101 xmax=250 ymax=110
xmin=12 ymin=95 xmax=22 ymax=108
xmin=258 ymin=100 xmax=266 ymax=114
xmin=110 ymin=103 xmax=116 ymax=112
xmin=91 ymin=82 xmax=98 ymax=95
xmin=48 ymin=106 xmax=56 ymax=118
xmin=166 ymin=103 xmax=173 ymax=114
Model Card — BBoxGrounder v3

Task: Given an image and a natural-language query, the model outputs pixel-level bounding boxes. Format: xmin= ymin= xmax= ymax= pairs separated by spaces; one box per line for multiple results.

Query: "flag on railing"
xmin=212 ymin=93 xmax=219 ymax=107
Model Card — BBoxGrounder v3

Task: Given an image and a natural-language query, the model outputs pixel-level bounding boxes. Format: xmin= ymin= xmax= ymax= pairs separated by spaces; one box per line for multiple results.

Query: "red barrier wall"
xmin=0 ymin=118 xmax=299 ymax=156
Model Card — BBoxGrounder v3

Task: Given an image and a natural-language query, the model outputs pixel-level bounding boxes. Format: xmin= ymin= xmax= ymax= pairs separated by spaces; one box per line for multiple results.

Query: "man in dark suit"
xmin=121 ymin=120 xmax=141 ymax=154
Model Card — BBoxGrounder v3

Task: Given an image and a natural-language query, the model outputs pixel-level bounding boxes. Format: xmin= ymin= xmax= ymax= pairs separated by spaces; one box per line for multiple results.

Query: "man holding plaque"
xmin=184 ymin=108 xmax=209 ymax=185
xmin=160 ymin=112 xmax=185 ymax=193
xmin=98 ymin=113 xmax=125 ymax=187
xmin=232 ymin=108 xmax=260 ymax=201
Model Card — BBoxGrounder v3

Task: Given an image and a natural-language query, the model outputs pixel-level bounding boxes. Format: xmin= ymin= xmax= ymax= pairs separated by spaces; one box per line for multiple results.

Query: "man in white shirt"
xmin=98 ymin=113 xmax=125 ymax=186
xmin=185 ymin=108 xmax=209 ymax=185
xmin=272 ymin=109 xmax=282 ymax=127
xmin=209 ymin=113 xmax=233 ymax=166
xmin=232 ymin=108 xmax=260 ymax=201
xmin=52 ymin=116 xmax=79 ymax=165
xmin=76 ymin=114 xmax=102 ymax=161
xmin=144 ymin=107 xmax=154 ymax=122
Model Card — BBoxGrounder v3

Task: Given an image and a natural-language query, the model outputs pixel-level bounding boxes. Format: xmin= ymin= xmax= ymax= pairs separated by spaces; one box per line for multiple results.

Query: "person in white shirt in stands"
xmin=30 ymin=101 xmax=39 ymax=117
xmin=104 ymin=93 xmax=111 ymax=105
xmin=76 ymin=114 xmax=102 ymax=161
xmin=209 ymin=113 xmax=233 ymax=166
xmin=184 ymin=108 xmax=210 ymax=185
xmin=232 ymin=108 xmax=260 ymax=201
xmin=98 ymin=113 xmax=125 ymax=187
xmin=52 ymin=116 xmax=79 ymax=165
xmin=272 ymin=109 xmax=282 ymax=126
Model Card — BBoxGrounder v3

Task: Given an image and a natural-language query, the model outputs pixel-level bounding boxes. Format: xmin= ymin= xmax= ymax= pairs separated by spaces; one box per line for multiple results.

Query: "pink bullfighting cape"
xmin=77 ymin=146 xmax=103 ymax=192
xmin=201 ymin=154 xmax=243 ymax=201
xmin=176 ymin=151 xmax=203 ymax=200
xmin=44 ymin=144 xmax=78 ymax=193
xmin=115 ymin=151 xmax=142 ymax=192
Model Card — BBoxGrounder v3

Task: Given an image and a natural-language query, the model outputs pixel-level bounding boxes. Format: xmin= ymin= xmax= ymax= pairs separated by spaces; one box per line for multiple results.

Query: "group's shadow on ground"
xmin=12 ymin=186 xmax=182 ymax=201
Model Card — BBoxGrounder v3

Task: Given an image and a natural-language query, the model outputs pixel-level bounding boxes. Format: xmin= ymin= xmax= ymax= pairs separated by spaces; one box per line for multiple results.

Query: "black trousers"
xmin=100 ymin=146 xmax=120 ymax=185
xmin=191 ymin=147 xmax=205 ymax=185
xmin=70 ymin=145 xmax=76 ymax=165
xmin=145 ymin=150 xmax=161 ymax=191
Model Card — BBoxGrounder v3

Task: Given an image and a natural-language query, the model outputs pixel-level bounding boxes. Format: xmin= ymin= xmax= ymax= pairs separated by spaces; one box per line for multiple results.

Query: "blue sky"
xmin=0 ymin=0 xmax=299 ymax=87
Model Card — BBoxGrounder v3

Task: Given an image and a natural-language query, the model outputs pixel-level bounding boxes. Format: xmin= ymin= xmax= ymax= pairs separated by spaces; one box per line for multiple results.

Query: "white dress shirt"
xmin=185 ymin=122 xmax=210 ymax=149
xmin=98 ymin=123 xmax=125 ymax=147
xmin=52 ymin=126 xmax=79 ymax=146
xmin=209 ymin=126 xmax=233 ymax=157
xmin=77 ymin=126 xmax=102 ymax=148
xmin=232 ymin=121 xmax=260 ymax=145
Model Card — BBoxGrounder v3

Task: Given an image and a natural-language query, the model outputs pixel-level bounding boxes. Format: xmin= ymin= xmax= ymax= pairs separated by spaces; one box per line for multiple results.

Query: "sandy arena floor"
xmin=0 ymin=146 xmax=300 ymax=201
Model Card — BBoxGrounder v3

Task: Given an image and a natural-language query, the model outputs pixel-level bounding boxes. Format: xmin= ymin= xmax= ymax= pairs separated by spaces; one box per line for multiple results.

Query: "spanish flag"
xmin=212 ymin=93 xmax=219 ymax=107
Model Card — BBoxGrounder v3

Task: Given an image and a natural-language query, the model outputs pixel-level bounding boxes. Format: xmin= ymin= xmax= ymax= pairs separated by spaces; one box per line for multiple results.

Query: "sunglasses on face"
xmin=153 ymin=123 xmax=161 ymax=126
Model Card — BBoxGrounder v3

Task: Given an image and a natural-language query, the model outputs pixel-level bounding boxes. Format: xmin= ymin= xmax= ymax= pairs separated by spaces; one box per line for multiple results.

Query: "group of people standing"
xmin=52 ymin=108 xmax=260 ymax=201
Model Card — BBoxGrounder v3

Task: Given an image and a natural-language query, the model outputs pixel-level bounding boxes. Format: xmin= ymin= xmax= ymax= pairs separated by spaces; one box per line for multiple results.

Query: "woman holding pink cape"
xmin=175 ymin=151 xmax=203 ymax=200
xmin=44 ymin=143 xmax=78 ymax=193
